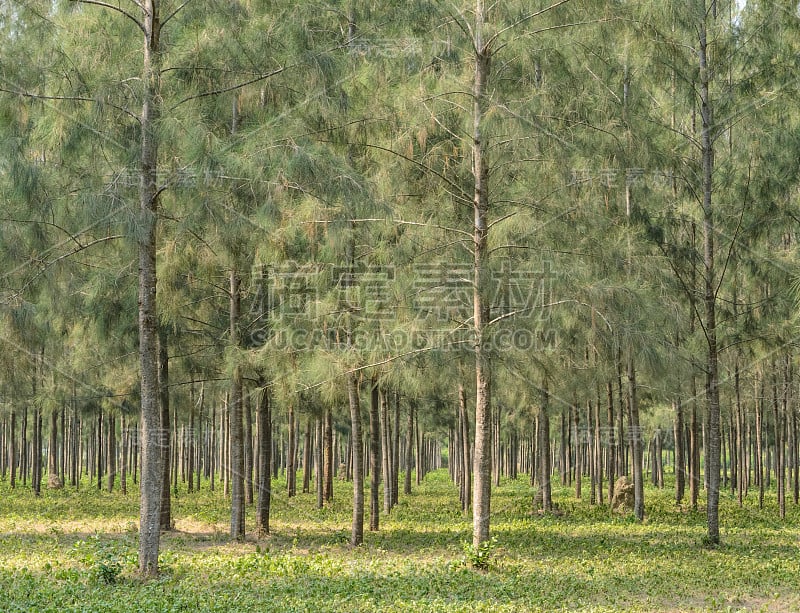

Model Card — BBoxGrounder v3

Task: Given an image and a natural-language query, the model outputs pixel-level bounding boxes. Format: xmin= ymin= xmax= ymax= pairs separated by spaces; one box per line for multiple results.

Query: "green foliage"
xmin=459 ymin=536 xmax=498 ymax=571
xmin=0 ymin=472 xmax=798 ymax=611
xmin=73 ymin=534 xmax=132 ymax=585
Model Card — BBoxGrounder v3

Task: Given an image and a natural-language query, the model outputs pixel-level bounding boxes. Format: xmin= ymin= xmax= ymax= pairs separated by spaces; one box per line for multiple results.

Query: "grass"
xmin=0 ymin=472 xmax=798 ymax=612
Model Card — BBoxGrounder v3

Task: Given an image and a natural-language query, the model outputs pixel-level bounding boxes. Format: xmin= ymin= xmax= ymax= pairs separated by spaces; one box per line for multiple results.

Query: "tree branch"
xmin=170 ymin=67 xmax=286 ymax=109
xmin=69 ymin=0 xmax=145 ymax=33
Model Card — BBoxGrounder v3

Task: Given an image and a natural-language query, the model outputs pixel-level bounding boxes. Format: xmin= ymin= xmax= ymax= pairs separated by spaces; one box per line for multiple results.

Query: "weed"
xmin=460 ymin=536 xmax=498 ymax=570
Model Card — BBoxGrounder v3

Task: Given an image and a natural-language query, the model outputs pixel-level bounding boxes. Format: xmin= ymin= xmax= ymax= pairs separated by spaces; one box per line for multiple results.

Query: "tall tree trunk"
xmin=607 ymin=382 xmax=615 ymax=502
xmin=573 ymin=402 xmax=581 ymax=499
xmin=734 ymin=356 xmax=744 ymax=506
xmin=380 ymin=389 xmax=392 ymax=514
xmin=628 ymin=355 xmax=644 ymax=521
xmin=698 ymin=3 xmax=721 ymax=545
xmin=256 ymin=384 xmax=272 ymax=537
xmin=96 ymin=408 xmax=102 ymax=490
xmin=690 ymin=378 xmax=700 ymax=511
xmin=471 ymin=0 xmax=493 ymax=549
xmin=538 ymin=387 xmax=553 ymax=512
xmin=138 ymin=0 xmax=164 ymax=576
xmin=674 ymin=399 xmax=685 ymax=504
xmin=404 ymin=400 xmax=414 ymax=495
xmin=158 ymin=327 xmax=171 ymax=531
xmin=756 ymin=373 xmax=764 ymax=509
xmin=32 ymin=406 xmax=41 ymax=496
xmin=229 ymin=270 xmax=245 ymax=541
xmin=323 ymin=406 xmax=333 ymax=502
xmin=48 ymin=409 xmax=62 ymax=489
xmin=560 ymin=405 xmax=568 ymax=486
xmin=315 ymin=416 xmax=324 ymax=509
xmin=245 ymin=392 xmax=254 ymax=504
xmin=392 ymin=390 xmax=400 ymax=506
xmin=121 ymin=414 xmax=128 ymax=495
xmin=210 ymin=403 xmax=216 ymax=492
xmin=459 ymin=384 xmax=471 ymax=512
xmin=106 ymin=414 xmax=116 ymax=493
xmin=347 ymin=373 xmax=364 ymax=546
xmin=369 ymin=378 xmax=381 ymax=531
xmin=287 ymin=403 xmax=296 ymax=497
xmin=302 ymin=417 xmax=312 ymax=495
xmin=188 ymin=385 xmax=195 ymax=494
xmin=9 ymin=410 xmax=16 ymax=489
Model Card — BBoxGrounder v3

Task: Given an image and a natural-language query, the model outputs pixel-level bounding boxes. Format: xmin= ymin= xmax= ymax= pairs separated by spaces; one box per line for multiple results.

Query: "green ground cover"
xmin=0 ymin=471 xmax=797 ymax=612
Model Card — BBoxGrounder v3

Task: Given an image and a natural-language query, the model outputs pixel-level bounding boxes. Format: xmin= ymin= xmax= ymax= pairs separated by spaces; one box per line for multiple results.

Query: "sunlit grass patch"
xmin=0 ymin=471 xmax=798 ymax=611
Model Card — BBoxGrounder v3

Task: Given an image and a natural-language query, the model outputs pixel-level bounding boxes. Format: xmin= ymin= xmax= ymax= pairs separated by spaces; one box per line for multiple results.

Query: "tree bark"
xmin=628 ymin=355 xmax=644 ymax=521
xmin=137 ymin=0 xmax=164 ymax=576
xmin=459 ymin=384 xmax=471 ymax=512
xmin=158 ymin=327 xmax=171 ymax=531
xmin=404 ymin=400 xmax=414 ymax=495
xmin=380 ymin=388 xmax=392 ymax=514
xmin=369 ymin=378 xmax=381 ymax=531
xmin=323 ymin=406 xmax=333 ymax=502
xmin=256 ymin=384 xmax=272 ymax=537
xmin=347 ymin=373 xmax=364 ymax=546
xmin=538 ymin=387 xmax=552 ymax=512
xmin=315 ymin=416 xmax=324 ymax=509
xmin=229 ymin=270 xmax=245 ymax=541
xmin=106 ymin=414 xmax=116 ymax=493
xmin=245 ymin=392 xmax=254 ymax=504
xmin=698 ymin=3 xmax=721 ymax=544
xmin=287 ymin=403 xmax=296 ymax=497
xmin=471 ymin=0 xmax=493 ymax=549
xmin=674 ymin=399 xmax=685 ymax=504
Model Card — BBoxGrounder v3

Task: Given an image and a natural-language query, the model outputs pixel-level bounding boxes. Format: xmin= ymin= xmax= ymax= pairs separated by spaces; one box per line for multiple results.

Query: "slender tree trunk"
xmin=698 ymin=3 xmax=721 ymax=545
xmin=9 ymin=410 xmax=16 ymax=489
xmin=471 ymin=0 xmax=493 ymax=549
xmin=380 ymin=389 xmax=392 ymax=514
xmin=303 ymin=417 xmax=312 ymax=495
xmin=188 ymin=385 xmax=195 ymax=494
xmin=196 ymin=384 xmax=203 ymax=493
xmin=756 ymin=374 xmax=764 ymax=508
xmin=158 ymin=328 xmax=171 ymax=531
xmin=404 ymin=401 xmax=414 ymax=495
xmin=107 ymin=414 xmax=116 ymax=493
xmin=607 ymin=382 xmax=615 ymax=503
xmin=674 ymin=399 xmax=685 ymax=504
xmin=323 ymin=406 xmax=333 ymax=502
xmin=48 ymin=409 xmax=62 ymax=489
xmin=392 ymin=391 xmax=400 ymax=506
xmin=538 ymin=387 xmax=553 ymax=512
xmin=735 ymin=357 xmax=744 ymax=506
xmin=32 ymin=406 xmax=41 ymax=496
xmin=628 ymin=355 xmax=644 ymax=521
xmin=210 ymin=403 xmax=216 ymax=492
xmin=690 ymin=378 xmax=700 ymax=511
xmin=229 ymin=270 xmax=245 ymax=541
xmin=347 ymin=373 xmax=364 ymax=546
xmin=287 ymin=403 xmax=296 ymax=497
xmin=121 ymin=415 xmax=128 ymax=495
xmin=96 ymin=409 xmax=102 ymax=491
xmin=137 ymin=0 xmax=164 ymax=576
xmin=574 ymin=402 xmax=581 ymax=499
xmin=315 ymin=416 xmax=324 ymax=509
xmin=459 ymin=384 xmax=471 ymax=512
xmin=256 ymin=384 xmax=271 ymax=537
xmin=369 ymin=378 xmax=381 ymax=531
xmin=245 ymin=393 xmax=254 ymax=504
xmin=560 ymin=405 xmax=568 ymax=486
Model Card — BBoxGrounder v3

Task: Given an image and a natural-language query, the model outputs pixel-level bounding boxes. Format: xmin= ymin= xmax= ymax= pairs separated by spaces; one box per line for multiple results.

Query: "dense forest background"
xmin=2 ymin=0 xmax=800 ymax=575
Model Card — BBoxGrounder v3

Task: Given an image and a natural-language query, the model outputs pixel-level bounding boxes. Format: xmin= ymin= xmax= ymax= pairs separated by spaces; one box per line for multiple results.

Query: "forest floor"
xmin=0 ymin=470 xmax=798 ymax=612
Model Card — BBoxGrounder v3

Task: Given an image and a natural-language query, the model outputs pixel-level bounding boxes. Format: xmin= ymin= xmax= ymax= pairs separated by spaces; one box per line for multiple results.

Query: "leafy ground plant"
xmin=0 ymin=473 xmax=799 ymax=611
